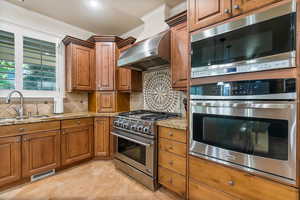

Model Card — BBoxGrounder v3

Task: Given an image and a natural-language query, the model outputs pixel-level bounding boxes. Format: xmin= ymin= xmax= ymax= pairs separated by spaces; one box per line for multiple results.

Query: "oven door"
xmin=190 ymin=100 xmax=297 ymax=184
xmin=112 ymin=130 xmax=155 ymax=177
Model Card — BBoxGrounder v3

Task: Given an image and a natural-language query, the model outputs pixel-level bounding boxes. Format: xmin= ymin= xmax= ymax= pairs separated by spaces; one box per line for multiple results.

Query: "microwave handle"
xmin=191 ymin=102 xmax=293 ymax=109
xmin=111 ymin=131 xmax=152 ymax=147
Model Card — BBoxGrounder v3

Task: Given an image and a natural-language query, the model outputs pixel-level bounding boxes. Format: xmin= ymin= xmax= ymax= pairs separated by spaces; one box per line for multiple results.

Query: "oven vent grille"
xmin=31 ymin=169 xmax=55 ymax=182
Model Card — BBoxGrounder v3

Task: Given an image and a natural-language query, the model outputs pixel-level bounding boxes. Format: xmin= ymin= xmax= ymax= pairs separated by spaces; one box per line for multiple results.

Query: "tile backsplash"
xmin=130 ymin=68 xmax=187 ymax=117
xmin=0 ymin=92 xmax=88 ymax=118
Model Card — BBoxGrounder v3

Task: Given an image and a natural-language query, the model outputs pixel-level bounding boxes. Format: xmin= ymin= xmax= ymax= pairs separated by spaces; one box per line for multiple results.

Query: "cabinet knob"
xmin=168 ymin=132 xmax=173 ymax=137
xmin=224 ymin=8 xmax=230 ymax=14
xmin=168 ymin=161 xmax=174 ymax=166
xmin=233 ymin=4 xmax=240 ymax=9
xmin=76 ymin=121 xmax=81 ymax=125
xmin=228 ymin=180 xmax=235 ymax=186
xmin=168 ymin=178 xmax=173 ymax=184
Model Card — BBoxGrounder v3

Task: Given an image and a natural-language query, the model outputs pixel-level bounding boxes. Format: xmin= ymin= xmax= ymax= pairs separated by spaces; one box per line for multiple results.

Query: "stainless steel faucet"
xmin=6 ymin=90 xmax=24 ymax=118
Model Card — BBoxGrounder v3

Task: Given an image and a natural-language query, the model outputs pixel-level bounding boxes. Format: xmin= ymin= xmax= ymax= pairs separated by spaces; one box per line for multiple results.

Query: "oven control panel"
xmin=113 ymin=117 xmax=155 ymax=136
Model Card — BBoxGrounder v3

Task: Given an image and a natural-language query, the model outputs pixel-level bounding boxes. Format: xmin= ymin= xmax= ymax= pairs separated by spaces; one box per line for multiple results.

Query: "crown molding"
xmin=62 ymin=36 xmax=95 ymax=48
xmin=165 ymin=10 xmax=187 ymax=27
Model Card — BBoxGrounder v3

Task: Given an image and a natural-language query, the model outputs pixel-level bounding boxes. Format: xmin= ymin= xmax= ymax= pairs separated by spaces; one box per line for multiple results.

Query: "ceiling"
xmin=5 ymin=0 xmax=184 ymax=35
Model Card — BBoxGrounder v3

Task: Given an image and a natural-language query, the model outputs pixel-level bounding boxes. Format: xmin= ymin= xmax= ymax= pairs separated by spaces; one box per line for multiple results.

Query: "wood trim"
xmin=62 ymin=36 xmax=95 ymax=48
xmin=191 ymin=68 xmax=297 ymax=85
xmin=117 ymin=36 xmax=137 ymax=49
xmin=165 ymin=10 xmax=188 ymax=27
xmin=87 ymin=35 xmax=123 ymax=43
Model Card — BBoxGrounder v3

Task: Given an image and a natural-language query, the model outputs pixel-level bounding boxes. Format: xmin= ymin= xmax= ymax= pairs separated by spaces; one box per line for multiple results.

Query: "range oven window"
xmin=193 ymin=114 xmax=288 ymax=160
xmin=118 ymin=137 xmax=146 ymax=165
xmin=191 ymin=13 xmax=296 ymax=68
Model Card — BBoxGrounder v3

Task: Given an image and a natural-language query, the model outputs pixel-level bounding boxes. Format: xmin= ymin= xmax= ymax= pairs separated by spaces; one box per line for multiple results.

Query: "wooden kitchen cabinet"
xmin=61 ymin=119 xmax=93 ymax=166
xmin=189 ymin=156 xmax=299 ymax=200
xmin=63 ymin=36 xmax=95 ymax=92
xmin=0 ymin=136 xmax=21 ymax=187
xmin=94 ymin=117 xmax=110 ymax=158
xmin=189 ymin=0 xmax=231 ymax=32
xmin=22 ymin=130 xmax=61 ymax=177
xmin=89 ymin=91 xmax=130 ymax=113
xmin=166 ymin=11 xmax=188 ymax=90
xmin=117 ymin=68 xmax=142 ymax=92
xmin=232 ymin=0 xmax=282 ymax=16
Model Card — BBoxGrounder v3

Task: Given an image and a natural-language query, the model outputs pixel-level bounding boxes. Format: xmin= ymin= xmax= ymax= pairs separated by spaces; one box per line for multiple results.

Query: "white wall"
xmin=0 ymin=1 xmax=94 ymax=40
xmin=121 ymin=2 xmax=187 ymax=41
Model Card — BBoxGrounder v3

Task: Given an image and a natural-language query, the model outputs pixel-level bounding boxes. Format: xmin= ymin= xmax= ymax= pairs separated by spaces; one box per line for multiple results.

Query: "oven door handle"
xmin=111 ymin=131 xmax=152 ymax=147
xmin=191 ymin=102 xmax=293 ymax=109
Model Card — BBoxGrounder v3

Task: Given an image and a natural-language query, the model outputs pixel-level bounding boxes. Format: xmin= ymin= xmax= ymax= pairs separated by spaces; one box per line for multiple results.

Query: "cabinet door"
xmin=22 ymin=130 xmax=60 ymax=177
xmin=189 ymin=0 xmax=231 ymax=31
xmin=0 ymin=136 xmax=21 ymax=187
xmin=73 ymin=44 xmax=95 ymax=91
xmin=97 ymin=92 xmax=116 ymax=113
xmin=232 ymin=0 xmax=282 ymax=16
xmin=117 ymin=68 xmax=131 ymax=91
xmin=96 ymin=42 xmax=116 ymax=91
xmin=61 ymin=126 xmax=93 ymax=166
xmin=171 ymin=22 xmax=188 ymax=90
xmin=94 ymin=117 xmax=110 ymax=158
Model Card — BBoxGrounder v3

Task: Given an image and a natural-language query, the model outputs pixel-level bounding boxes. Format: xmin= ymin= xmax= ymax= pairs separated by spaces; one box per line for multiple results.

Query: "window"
xmin=0 ymin=23 xmax=63 ymax=98
xmin=0 ymin=30 xmax=15 ymax=90
xmin=23 ymin=37 xmax=56 ymax=91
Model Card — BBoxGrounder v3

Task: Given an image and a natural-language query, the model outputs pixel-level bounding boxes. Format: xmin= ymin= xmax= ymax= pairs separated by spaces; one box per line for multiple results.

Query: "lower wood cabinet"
xmin=94 ymin=117 xmax=110 ymax=158
xmin=159 ymin=167 xmax=186 ymax=197
xmin=61 ymin=126 xmax=93 ymax=166
xmin=189 ymin=156 xmax=299 ymax=200
xmin=189 ymin=179 xmax=239 ymax=200
xmin=22 ymin=130 xmax=61 ymax=177
xmin=0 ymin=136 xmax=21 ymax=187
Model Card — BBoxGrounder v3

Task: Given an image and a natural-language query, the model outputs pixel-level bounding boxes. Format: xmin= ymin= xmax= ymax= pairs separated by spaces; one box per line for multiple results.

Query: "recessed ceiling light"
xmin=17 ymin=0 xmax=25 ymax=2
xmin=89 ymin=0 xmax=100 ymax=8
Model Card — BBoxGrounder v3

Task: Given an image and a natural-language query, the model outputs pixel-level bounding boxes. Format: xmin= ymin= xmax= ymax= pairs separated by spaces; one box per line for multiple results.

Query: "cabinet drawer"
xmin=0 ymin=121 xmax=60 ymax=137
xmin=189 ymin=179 xmax=239 ymax=200
xmin=159 ymin=150 xmax=186 ymax=176
xmin=189 ymin=156 xmax=298 ymax=200
xmin=159 ymin=127 xmax=186 ymax=143
xmin=159 ymin=167 xmax=186 ymax=197
xmin=159 ymin=138 xmax=186 ymax=157
xmin=61 ymin=118 xmax=93 ymax=129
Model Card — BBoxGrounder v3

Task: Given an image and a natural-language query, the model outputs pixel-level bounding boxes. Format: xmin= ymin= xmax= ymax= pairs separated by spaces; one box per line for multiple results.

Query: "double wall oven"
xmin=191 ymin=0 xmax=296 ymax=78
xmin=190 ymin=79 xmax=297 ymax=184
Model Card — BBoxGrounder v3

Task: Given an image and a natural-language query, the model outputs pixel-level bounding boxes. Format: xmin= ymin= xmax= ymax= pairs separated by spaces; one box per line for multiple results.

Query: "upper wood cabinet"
xmin=61 ymin=121 xmax=93 ymax=166
xmin=232 ymin=0 xmax=282 ymax=16
xmin=188 ymin=0 xmax=283 ymax=32
xmin=94 ymin=117 xmax=110 ymax=158
xmin=0 ymin=136 xmax=21 ymax=187
xmin=22 ymin=130 xmax=61 ymax=177
xmin=63 ymin=36 xmax=95 ymax=92
xmin=166 ymin=11 xmax=188 ymax=90
xmin=189 ymin=0 xmax=231 ymax=32
xmin=117 ymin=68 xmax=142 ymax=92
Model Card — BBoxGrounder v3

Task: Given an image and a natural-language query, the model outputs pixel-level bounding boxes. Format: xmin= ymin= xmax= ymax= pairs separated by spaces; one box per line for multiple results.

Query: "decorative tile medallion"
xmin=144 ymin=69 xmax=181 ymax=112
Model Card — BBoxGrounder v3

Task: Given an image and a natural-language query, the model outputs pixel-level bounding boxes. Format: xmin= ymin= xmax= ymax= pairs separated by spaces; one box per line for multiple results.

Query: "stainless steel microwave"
xmin=191 ymin=1 xmax=296 ymax=78
xmin=189 ymin=79 xmax=297 ymax=185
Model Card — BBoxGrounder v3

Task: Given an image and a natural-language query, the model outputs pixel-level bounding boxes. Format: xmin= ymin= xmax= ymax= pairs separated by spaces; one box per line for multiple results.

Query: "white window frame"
xmin=0 ymin=21 xmax=64 ymax=99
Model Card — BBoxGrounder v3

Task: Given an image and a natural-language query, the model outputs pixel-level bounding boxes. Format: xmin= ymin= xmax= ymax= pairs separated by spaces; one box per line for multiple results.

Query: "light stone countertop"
xmin=0 ymin=112 xmax=118 ymax=126
xmin=156 ymin=118 xmax=187 ymax=130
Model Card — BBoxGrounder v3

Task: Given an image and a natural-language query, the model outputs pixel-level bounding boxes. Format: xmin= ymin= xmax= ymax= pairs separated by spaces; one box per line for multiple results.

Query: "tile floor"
xmin=0 ymin=161 xmax=182 ymax=200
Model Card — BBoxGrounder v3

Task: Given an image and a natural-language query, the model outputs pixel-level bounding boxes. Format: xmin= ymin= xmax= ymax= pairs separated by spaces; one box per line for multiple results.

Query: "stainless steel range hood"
xmin=117 ymin=30 xmax=170 ymax=71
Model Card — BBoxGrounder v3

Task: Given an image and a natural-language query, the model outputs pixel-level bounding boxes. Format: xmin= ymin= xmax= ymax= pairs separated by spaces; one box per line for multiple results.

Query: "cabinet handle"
xmin=224 ymin=8 xmax=230 ymax=14
xmin=233 ymin=4 xmax=240 ymax=9
xmin=168 ymin=178 xmax=173 ymax=184
xmin=228 ymin=180 xmax=235 ymax=186
xmin=19 ymin=128 xmax=25 ymax=132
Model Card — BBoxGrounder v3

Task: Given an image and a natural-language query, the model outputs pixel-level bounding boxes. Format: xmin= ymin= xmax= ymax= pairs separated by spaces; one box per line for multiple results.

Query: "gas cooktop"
xmin=118 ymin=110 xmax=180 ymax=121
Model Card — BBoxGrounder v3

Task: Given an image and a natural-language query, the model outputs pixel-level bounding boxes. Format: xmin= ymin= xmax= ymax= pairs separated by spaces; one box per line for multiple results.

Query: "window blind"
xmin=0 ymin=30 xmax=15 ymax=90
xmin=23 ymin=37 xmax=56 ymax=91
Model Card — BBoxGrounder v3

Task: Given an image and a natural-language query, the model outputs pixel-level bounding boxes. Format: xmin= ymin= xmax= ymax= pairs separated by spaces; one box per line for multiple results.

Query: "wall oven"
xmin=191 ymin=1 xmax=296 ymax=78
xmin=190 ymin=79 xmax=297 ymax=184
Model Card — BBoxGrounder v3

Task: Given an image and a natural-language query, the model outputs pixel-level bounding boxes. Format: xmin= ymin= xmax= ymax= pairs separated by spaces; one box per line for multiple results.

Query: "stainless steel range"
xmin=111 ymin=110 xmax=179 ymax=191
